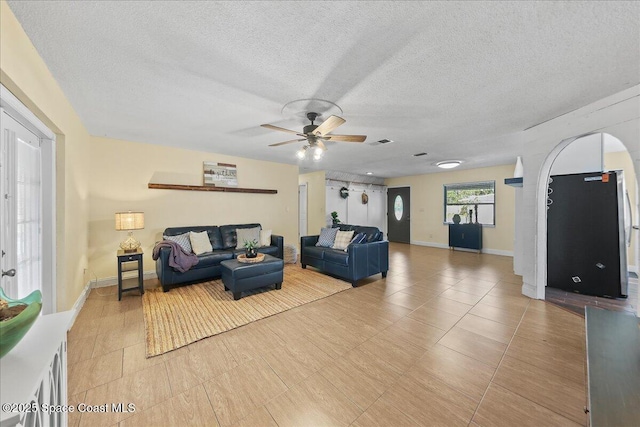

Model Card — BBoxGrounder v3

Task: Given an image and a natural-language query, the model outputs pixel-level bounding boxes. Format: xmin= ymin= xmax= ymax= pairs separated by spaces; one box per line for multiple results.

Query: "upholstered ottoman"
xmin=220 ymin=254 xmax=284 ymax=300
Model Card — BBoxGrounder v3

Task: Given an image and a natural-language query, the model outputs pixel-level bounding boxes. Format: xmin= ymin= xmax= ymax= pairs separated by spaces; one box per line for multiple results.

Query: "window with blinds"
xmin=444 ymin=181 xmax=495 ymax=225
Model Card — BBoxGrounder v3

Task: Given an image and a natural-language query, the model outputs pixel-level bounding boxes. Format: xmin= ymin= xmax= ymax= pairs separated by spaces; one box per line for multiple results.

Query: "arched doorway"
xmin=535 ymin=133 xmax=638 ymax=311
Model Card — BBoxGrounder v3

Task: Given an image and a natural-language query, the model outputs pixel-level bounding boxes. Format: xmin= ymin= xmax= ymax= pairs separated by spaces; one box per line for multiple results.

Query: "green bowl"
xmin=0 ymin=287 xmax=42 ymax=359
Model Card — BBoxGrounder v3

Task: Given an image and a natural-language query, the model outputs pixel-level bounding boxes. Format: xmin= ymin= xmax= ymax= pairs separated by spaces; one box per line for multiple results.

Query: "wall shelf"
xmin=148 ymin=183 xmax=277 ymax=194
xmin=504 ymin=177 xmax=523 ymax=187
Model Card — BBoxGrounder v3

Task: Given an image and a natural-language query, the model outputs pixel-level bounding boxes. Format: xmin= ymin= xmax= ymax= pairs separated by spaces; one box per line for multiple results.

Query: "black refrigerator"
xmin=547 ymin=170 xmax=629 ymax=298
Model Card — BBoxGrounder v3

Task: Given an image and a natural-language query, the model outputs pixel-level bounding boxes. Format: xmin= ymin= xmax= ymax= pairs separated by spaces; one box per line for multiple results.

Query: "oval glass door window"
xmin=394 ymin=195 xmax=403 ymax=221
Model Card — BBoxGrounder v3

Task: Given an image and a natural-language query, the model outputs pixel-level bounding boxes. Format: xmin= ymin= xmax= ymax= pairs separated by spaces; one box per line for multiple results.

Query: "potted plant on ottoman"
xmin=243 ymin=239 xmax=259 ymax=258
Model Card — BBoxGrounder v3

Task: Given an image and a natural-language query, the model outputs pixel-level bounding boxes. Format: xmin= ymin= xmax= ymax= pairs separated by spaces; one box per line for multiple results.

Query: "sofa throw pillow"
xmin=371 ymin=231 xmax=383 ymax=242
xmin=236 ymin=227 xmax=261 ymax=249
xmin=316 ymin=227 xmax=339 ymax=248
xmin=163 ymin=232 xmax=192 ymax=254
xmin=189 ymin=231 xmax=213 ymax=255
xmin=350 ymin=232 xmax=367 ymax=245
xmin=259 ymin=229 xmax=272 ymax=247
xmin=333 ymin=230 xmax=355 ymax=251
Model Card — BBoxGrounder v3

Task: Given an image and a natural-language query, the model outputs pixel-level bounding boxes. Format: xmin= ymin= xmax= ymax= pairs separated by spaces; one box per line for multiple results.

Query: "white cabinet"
xmin=0 ymin=311 xmax=72 ymax=427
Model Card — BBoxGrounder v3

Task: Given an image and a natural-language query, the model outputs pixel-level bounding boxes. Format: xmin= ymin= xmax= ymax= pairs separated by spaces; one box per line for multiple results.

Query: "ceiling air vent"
xmin=368 ymin=138 xmax=395 ymax=147
xmin=413 ymin=152 xmax=428 ymax=157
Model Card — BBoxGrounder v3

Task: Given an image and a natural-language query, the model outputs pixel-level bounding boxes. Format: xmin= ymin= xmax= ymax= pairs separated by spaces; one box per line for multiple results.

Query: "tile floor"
xmin=67 ymin=243 xmax=590 ymax=426
xmin=545 ymin=279 xmax=638 ymax=316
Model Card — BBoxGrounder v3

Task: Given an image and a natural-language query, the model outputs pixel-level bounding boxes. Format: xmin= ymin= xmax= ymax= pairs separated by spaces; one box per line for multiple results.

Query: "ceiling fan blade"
xmin=269 ymin=138 xmax=306 ymax=147
xmin=322 ymin=134 xmax=367 ymax=143
xmin=312 ymin=115 xmax=346 ymax=136
xmin=261 ymin=124 xmax=303 ymax=136
xmin=317 ymin=140 xmax=326 ymax=151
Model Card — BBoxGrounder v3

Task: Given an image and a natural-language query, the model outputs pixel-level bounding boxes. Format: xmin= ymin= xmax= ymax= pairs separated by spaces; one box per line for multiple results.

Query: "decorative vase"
xmin=246 ymin=247 xmax=258 ymax=258
xmin=0 ymin=287 xmax=42 ymax=359
xmin=514 ymin=156 xmax=524 ymax=178
xmin=452 ymin=214 xmax=461 ymax=224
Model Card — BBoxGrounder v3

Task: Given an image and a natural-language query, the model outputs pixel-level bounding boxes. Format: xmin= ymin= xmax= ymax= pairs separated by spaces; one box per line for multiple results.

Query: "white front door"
xmin=0 ymin=109 xmax=42 ymax=301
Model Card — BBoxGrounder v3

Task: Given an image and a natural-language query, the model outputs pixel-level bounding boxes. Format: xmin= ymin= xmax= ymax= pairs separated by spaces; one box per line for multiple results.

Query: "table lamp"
xmin=115 ymin=211 xmax=144 ymax=252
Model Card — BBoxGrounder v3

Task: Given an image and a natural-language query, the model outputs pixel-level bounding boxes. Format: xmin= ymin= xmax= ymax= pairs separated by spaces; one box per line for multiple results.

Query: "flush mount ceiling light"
xmin=436 ymin=160 xmax=462 ymax=169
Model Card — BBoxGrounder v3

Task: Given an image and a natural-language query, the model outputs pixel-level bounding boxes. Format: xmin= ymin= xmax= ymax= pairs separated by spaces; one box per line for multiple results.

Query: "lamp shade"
xmin=115 ymin=212 xmax=144 ymax=231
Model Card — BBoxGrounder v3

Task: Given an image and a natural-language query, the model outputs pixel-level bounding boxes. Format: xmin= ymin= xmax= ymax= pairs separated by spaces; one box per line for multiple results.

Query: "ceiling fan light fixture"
xmin=436 ymin=160 xmax=462 ymax=169
xmin=296 ymin=146 xmax=308 ymax=159
xmin=263 ymin=110 xmax=365 ymax=158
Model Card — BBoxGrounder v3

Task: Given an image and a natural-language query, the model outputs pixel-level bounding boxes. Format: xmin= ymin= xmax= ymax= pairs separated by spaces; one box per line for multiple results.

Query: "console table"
xmin=0 ymin=311 xmax=72 ymax=427
xmin=448 ymin=223 xmax=482 ymax=252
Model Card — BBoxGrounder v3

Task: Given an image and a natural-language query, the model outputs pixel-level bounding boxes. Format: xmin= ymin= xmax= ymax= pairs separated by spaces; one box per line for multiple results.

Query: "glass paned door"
xmin=1 ymin=110 xmax=42 ymax=299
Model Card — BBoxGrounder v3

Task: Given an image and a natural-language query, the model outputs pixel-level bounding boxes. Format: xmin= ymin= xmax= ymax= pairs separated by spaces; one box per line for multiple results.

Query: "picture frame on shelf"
xmin=203 ymin=162 xmax=238 ymax=187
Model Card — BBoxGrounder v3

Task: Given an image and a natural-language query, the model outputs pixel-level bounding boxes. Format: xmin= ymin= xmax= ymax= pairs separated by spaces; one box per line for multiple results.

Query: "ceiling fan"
xmin=261 ymin=112 xmax=367 ymax=160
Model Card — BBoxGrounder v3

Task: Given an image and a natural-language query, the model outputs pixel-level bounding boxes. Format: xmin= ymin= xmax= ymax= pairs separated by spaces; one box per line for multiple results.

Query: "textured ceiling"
xmin=7 ymin=1 xmax=640 ymax=177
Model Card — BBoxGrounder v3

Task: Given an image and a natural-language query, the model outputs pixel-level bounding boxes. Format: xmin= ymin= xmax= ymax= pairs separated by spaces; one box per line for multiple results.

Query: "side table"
xmin=117 ymin=249 xmax=144 ymax=301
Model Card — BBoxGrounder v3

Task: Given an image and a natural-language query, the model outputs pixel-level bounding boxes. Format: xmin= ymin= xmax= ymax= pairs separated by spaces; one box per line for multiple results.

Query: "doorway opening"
xmin=538 ymin=132 xmax=638 ymax=315
xmin=298 ymin=183 xmax=308 ymax=241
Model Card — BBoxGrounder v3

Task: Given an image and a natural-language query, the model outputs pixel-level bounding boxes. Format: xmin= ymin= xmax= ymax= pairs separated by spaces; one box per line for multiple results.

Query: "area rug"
xmin=142 ymin=264 xmax=351 ymax=357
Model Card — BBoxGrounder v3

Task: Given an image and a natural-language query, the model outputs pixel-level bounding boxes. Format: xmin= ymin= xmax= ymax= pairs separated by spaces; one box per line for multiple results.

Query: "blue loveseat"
xmin=300 ymin=224 xmax=388 ymax=286
xmin=155 ymin=223 xmax=283 ymax=292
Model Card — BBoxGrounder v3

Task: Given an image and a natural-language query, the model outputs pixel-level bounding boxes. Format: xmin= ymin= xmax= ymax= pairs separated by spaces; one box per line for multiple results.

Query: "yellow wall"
xmin=0 ymin=1 xmax=91 ymax=310
xmin=89 ymin=137 xmax=299 ymax=279
xmin=298 ymin=171 xmax=326 ymax=237
xmin=385 ymin=164 xmax=516 ymax=253
xmin=605 ymin=150 xmax=638 ymax=268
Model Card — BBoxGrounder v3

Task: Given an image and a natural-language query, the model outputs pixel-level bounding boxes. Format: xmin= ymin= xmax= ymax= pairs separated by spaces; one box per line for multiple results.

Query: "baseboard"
xmin=411 ymin=240 xmax=449 ymax=249
xmin=69 ymin=280 xmax=92 ymax=330
xmin=477 ymin=248 xmax=513 ymax=256
xmin=93 ymin=270 xmax=158 ymax=288
xmin=411 ymin=240 xmax=513 ymax=257
xmin=522 ymin=282 xmax=537 ymax=299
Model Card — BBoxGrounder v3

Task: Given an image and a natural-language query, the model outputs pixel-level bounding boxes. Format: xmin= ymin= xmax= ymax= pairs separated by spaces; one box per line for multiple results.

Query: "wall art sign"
xmin=203 ymin=162 xmax=238 ymax=187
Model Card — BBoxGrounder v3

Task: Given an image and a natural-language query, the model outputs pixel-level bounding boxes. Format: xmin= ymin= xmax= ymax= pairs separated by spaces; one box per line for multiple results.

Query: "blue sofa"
xmin=300 ymin=224 xmax=388 ymax=286
xmin=155 ymin=223 xmax=283 ymax=292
